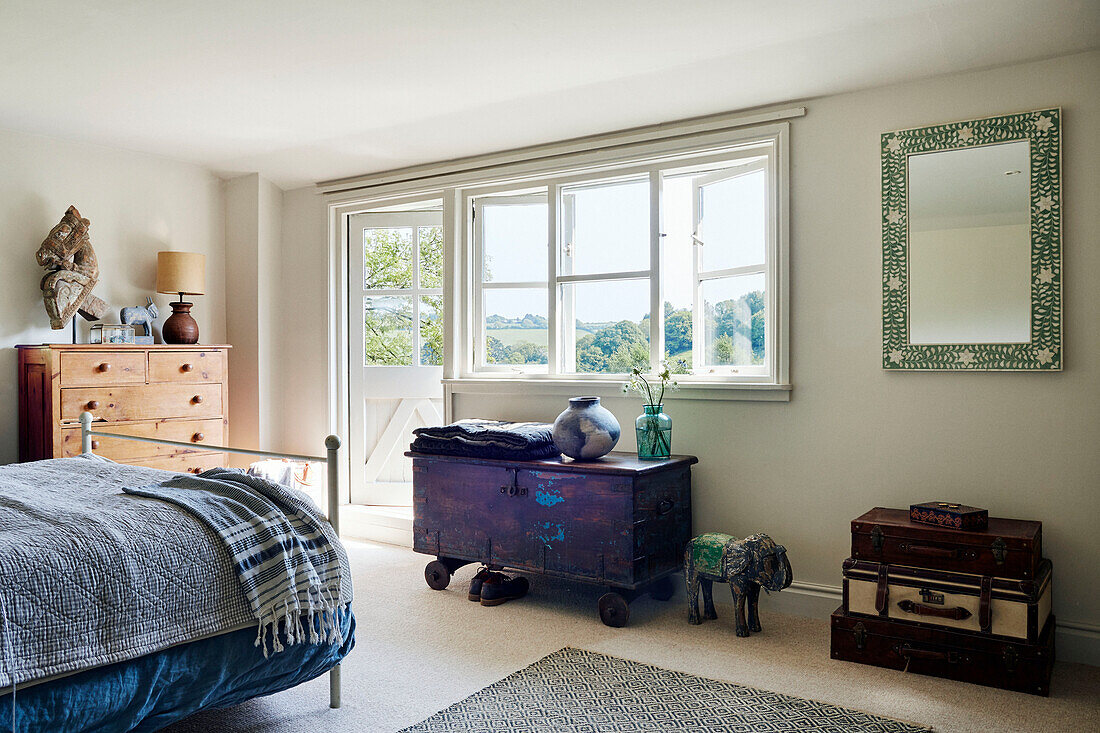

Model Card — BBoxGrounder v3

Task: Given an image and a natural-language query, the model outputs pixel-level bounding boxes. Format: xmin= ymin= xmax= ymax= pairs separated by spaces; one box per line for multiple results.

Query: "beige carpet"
xmin=165 ymin=540 xmax=1100 ymax=733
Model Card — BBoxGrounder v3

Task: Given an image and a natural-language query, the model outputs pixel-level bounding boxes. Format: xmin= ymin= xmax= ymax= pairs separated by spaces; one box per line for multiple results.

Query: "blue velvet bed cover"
xmin=0 ymin=610 xmax=354 ymax=732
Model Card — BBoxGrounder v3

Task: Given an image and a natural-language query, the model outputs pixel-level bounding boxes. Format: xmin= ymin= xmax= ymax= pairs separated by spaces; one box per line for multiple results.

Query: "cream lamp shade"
xmin=156 ymin=251 xmax=205 ymax=296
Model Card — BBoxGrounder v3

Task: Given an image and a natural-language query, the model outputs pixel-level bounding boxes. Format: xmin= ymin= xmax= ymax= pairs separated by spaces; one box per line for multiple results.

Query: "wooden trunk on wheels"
xmin=409 ymin=451 xmax=696 ymax=626
xmin=831 ymin=607 xmax=1055 ymax=696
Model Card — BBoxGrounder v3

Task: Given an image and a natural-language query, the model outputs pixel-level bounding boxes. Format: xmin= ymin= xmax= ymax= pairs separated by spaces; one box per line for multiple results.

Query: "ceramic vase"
xmin=635 ymin=403 xmax=672 ymax=460
xmin=552 ymin=396 xmax=620 ymax=460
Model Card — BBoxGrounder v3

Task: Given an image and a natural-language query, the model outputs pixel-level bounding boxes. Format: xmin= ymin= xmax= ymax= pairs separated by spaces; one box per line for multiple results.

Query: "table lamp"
xmin=156 ymin=251 xmax=205 ymax=344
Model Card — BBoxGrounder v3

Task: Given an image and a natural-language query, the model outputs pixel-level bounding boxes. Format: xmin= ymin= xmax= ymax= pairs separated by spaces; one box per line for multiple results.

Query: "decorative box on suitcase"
xmin=831 ymin=607 xmax=1055 ymax=696
xmin=851 ymin=507 xmax=1042 ymax=579
xmin=843 ymin=558 xmax=1052 ymax=642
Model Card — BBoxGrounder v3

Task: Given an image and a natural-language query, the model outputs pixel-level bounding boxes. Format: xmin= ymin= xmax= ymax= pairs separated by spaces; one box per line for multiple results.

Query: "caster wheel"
xmin=424 ymin=560 xmax=451 ymax=590
xmin=598 ymin=592 xmax=630 ymax=628
xmin=649 ymin=576 xmax=675 ymax=602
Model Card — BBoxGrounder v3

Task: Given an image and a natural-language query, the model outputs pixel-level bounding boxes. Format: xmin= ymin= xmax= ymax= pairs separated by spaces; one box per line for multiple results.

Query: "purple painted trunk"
xmin=410 ymin=452 xmax=696 ymax=590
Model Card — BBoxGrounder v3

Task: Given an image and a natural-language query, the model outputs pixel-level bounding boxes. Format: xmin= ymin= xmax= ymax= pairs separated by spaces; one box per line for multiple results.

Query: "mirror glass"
xmin=907 ymin=141 xmax=1031 ymax=344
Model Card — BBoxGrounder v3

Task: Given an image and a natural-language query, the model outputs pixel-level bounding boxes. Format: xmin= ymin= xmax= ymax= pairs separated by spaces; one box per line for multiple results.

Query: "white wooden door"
xmin=349 ymin=211 xmax=444 ymax=506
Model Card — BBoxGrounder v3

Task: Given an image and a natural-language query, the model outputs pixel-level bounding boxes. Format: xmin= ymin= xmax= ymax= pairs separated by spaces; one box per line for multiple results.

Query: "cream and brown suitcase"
xmin=842 ymin=558 xmax=1052 ymax=643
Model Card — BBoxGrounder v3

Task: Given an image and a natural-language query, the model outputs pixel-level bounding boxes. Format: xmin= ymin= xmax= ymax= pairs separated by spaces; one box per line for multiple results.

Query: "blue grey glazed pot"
xmin=552 ymin=396 xmax=621 ymax=460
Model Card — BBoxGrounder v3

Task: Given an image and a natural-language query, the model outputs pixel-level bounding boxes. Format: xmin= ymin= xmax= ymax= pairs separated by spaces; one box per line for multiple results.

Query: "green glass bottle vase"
xmin=635 ymin=404 xmax=672 ymax=460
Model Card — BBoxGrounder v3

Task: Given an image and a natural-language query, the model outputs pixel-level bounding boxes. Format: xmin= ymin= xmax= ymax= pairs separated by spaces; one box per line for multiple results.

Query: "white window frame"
xmin=462 ymin=144 xmax=783 ymax=385
xmin=354 ymin=212 xmax=444 ymax=371
xmin=690 ymin=158 xmax=771 ymax=378
xmin=471 ymin=192 xmax=550 ymax=373
xmin=325 ymin=110 xmax=799 ymax=410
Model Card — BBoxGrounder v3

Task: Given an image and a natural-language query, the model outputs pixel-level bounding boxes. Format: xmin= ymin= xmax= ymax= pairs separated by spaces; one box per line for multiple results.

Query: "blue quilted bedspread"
xmin=0 ymin=609 xmax=354 ymax=733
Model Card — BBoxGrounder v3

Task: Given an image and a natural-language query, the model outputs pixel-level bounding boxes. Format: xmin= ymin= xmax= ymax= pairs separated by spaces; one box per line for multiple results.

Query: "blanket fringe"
xmin=254 ymin=585 xmax=346 ymax=658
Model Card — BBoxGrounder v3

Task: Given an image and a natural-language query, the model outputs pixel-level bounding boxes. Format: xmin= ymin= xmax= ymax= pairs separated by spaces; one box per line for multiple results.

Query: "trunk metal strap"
xmin=875 ymin=564 xmax=890 ymax=616
xmin=979 ymin=575 xmax=994 ymax=633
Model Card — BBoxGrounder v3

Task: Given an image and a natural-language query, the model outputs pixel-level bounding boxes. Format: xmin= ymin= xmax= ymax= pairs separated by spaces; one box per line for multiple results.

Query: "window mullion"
xmin=473 ymin=201 xmax=485 ymax=368
xmin=691 ymin=180 xmax=704 ymax=373
xmin=412 ymin=226 xmax=421 ymax=366
xmin=649 ymin=169 xmax=662 ymax=370
xmin=560 ymin=191 xmax=576 ymax=372
xmin=547 ymin=182 xmax=560 ymax=375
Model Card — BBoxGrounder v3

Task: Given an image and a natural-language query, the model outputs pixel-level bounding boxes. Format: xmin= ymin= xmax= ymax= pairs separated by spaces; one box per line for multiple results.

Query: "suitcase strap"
xmin=979 ymin=575 xmax=993 ymax=633
xmin=897 ymin=599 xmax=972 ymax=621
xmin=875 ymin=564 xmax=890 ymax=616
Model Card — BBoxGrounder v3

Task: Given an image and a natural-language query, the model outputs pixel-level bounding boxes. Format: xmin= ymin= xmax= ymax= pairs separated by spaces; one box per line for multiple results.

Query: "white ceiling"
xmin=1 ymin=1 xmax=1097 ymax=189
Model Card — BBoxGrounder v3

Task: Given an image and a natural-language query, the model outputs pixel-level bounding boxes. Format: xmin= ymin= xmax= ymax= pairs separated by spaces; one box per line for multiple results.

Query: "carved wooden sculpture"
xmin=36 ymin=205 xmax=108 ymax=328
xmin=685 ymin=532 xmax=792 ymax=636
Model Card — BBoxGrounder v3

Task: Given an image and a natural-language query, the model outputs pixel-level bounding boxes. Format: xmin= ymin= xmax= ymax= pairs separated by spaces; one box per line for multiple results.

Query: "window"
xmin=355 ymin=212 xmax=444 ymax=367
xmin=467 ymin=140 xmax=781 ymax=383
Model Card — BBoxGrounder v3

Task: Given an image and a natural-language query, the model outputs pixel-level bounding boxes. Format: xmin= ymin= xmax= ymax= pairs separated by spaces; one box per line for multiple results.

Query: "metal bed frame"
xmin=78 ymin=412 xmax=344 ymax=709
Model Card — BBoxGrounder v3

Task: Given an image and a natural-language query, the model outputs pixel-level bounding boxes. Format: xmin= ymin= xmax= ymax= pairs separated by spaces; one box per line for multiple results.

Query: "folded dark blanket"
xmin=411 ymin=419 xmax=560 ymax=460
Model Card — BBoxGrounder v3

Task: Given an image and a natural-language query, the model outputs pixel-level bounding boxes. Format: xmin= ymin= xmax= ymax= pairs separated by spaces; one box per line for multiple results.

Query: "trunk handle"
xmin=895 ymin=644 xmax=959 ymax=664
xmin=897 ymin=599 xmax=972 ymax=621
xmin=898 ymin=543 xmax=959 ymax=559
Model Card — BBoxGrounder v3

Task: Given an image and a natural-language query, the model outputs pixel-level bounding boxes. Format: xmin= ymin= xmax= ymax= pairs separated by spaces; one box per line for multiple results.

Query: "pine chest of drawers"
xmin=17 ymin=344 xmax=230 ymax=473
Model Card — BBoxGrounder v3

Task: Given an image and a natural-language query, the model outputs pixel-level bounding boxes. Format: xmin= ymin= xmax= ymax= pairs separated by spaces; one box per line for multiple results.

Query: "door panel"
xmin=349 ymin=210 xmax=444 ymax=506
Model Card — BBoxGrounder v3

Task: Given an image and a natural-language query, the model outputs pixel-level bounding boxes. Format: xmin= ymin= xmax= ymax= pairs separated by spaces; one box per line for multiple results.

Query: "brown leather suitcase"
xmin=842 ymin=558 xmax=1052 ymax=643
xmin=830 ymin=606 xmax=1054 ymax=696
xmin=851 ymin=507 xmax=1042 ymax=579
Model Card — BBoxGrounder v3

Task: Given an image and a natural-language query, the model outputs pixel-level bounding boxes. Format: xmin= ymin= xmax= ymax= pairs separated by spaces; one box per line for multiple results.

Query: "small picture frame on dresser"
xmin=89 ymin=324 xmax=136 ymax=345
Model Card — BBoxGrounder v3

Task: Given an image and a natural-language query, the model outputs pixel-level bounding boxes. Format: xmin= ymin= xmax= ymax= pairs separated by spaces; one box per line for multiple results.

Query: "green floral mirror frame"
xmin=882 ymin=108 xmax=1061 ymax=370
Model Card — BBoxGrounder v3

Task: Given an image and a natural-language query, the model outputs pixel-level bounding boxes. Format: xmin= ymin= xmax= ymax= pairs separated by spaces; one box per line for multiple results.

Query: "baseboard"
xmin=1056 ymin=621 xmax=1100 ymax=666
xmin=341 ymin=504 xmax=413 ymax=547
xmin=765 ymin=581 xmax=1100 ymax=668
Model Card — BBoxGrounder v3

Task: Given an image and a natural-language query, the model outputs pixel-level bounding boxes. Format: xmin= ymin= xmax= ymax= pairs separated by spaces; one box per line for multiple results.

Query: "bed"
xmin=0 ymin=415 xmax=353 ymax=732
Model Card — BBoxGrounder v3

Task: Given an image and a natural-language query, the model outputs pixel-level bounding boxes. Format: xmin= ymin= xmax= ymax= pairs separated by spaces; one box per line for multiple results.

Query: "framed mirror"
xmin=882 ymin=109 xmax=1061 ymax=370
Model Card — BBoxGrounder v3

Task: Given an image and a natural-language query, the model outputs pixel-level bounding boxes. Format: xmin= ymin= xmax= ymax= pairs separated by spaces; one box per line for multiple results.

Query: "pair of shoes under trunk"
xmin=469 ymin=567 xmax=529 ymax=606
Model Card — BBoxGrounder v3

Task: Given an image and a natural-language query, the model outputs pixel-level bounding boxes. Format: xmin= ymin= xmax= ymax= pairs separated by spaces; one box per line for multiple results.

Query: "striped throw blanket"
xmin=125 ymin=468 xmax=353 ymax=657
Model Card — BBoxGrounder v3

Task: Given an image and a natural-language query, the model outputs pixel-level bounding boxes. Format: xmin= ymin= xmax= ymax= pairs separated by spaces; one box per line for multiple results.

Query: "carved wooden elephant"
xmin=685 ymin=532 xmax=792 ymax=636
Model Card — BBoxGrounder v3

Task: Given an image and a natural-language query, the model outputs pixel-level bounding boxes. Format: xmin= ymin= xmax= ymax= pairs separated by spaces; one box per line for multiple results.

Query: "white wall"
xmin=276 ymin=50 xmax=1100 ymax=660
xmin=0 ymin=128 xmax=226 ymax=465
xmin=224 ymin=173 xmax=284 ymax=452
xmin=273 ymin=186 xmax=329 ymax=454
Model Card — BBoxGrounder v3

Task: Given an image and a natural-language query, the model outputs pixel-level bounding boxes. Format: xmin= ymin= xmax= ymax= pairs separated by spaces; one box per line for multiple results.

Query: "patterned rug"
xmin=402 ymin=647 xmax=931 ymax=732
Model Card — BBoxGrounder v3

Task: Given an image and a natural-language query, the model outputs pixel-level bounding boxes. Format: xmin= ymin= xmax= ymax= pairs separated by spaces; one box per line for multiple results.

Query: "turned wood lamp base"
xmin=162 ymin=299 xmax=199 ymax=344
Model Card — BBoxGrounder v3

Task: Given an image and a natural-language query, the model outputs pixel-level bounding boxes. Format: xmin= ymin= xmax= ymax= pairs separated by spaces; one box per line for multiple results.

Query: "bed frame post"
xmin=80 ymin=411 xmax=94 ymax=454
xmin=325 ymin=434 xmax=342 ymax=709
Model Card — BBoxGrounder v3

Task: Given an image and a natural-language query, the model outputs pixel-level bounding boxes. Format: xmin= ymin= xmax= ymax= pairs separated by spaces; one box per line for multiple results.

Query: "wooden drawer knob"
xmin=191 ymin=395 xmax=203 ymax=404
xmin=86 ymin=400 xmax=99 ymax=410
xmin=90 ymin=440 xmax=99 ymax=449
xmin=181 ymin=363 xmax=194 ymax=372
xmin=97 ymin=363 xmax=111 ymax=373
xmin=192 ymin=432 xmax=205 ymax=442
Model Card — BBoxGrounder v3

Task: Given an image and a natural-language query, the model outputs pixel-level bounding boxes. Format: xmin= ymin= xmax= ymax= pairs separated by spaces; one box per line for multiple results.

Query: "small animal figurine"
xmin=685 ymin=532 xmax=792 ymax=637
xmin=120 ymin=296 xmax=159 ymax=340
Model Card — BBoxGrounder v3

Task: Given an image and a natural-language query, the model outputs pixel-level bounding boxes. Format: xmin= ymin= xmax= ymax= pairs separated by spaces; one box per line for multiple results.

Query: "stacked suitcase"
xmin=831 ymin=507 xmax=1054 ymax=696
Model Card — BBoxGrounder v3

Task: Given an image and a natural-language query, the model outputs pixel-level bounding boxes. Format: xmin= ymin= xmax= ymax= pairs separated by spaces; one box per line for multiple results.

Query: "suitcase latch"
xmin=991 ymin=536 xmax=1007 ymax=565
xmin=871 ymin=525 xmax=884 ymax=552
xmin=853 ymin=622 xmax=867 ymax=651
xmin=920 ymin=588 xmax=945 ymax=605
xmin=1002 ymin=645 xmax=1019 ymax=673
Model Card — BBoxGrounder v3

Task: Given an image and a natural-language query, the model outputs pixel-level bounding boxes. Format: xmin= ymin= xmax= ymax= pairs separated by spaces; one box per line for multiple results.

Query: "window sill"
xmin=443 ymin=377 xmax=791 ymax=402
